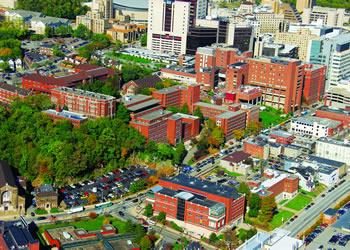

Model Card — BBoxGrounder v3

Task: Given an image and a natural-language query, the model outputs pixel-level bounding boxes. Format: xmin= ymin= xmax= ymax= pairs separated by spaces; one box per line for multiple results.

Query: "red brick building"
xmin=51 ymin=87 xmax=117 ymax=118
xmin=316 ymin=106 xmax=350 ymax=127
xmin=247 ymin=57 xmax=304 ymax=113
xmin=22 ymin=64 xmax=115 ymax=94
xmin=147 ymin=174 xmax=245 ymax=232
xmin=241 ymin=104 xmax=260 ymax=126
xmin=226 ymin=62 xmax=248 ymax=91
xmin=0 ymin=82 xmax=32 ymax=105
xmin=152 ymin=84 xmax=200 ymax=112
xmin=269 ymin=130 xmax=295 ymax=144
xmin=243 ymin=137 xmax=270 ymax=159
xmin=253 ymin=171 xmax=299 ymax=201
xmin=43 ymin=109 xmax=88 ymax=127
xmin=215 ymin=110 xmax=246 ymax=138
xmin=130 ymin=108 xmax=200 ymax=145
xmin=302 ymin=64 xmax=326 ymax=105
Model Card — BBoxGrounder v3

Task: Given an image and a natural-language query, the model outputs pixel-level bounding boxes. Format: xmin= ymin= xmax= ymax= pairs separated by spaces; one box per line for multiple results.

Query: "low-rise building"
xmin=269 ymin=130 xmax=295 ymax=145
xmin=30 ymin=16 xmax=70 ymax=35
xmin=0 ymin=82 xmax=32 ymax=105
xmin=34 ymin=184 xmax=58 ymax=211
xmin=290 ymin=166 xmax=316 ymax=192
xmin=51 ymin=87 xmax=117 ymax=118
xmin=0 ymin=161 xmax=25 ymax=215
xmin=251 ymin=171 xmax=299 ymax=202
xmin=43 ymin=109 xmax=88 ymax=127
xmin=316 ymin=106 xmax=350 ymax=127
xmin=243 ymin=137 xmax=270 ymax=160
xmin=318 ymin=165 xmax=339 ymax=187
xmin=237 ymin=228 xmax=304 ymax=250
xmin=22 ymin=64 xmax=115 ymax=94
xmin=0 ymin=220 xmax=39 ymax=250
xmin=324 ymin=81 xmax=350 ymax=109
xmin=220 ymin=151 xmax=251 ymax=176
xmin=316 ymin=138 xmax=350 ymax=166
xmin=147 ymin=174 xmax=245 ymax=232
xmin=122 ymin=75 xmax=162 ymax=96
xmin=106 ymin=22 xmax=146 ymax=43
xmin=290 ymin=116 xmax=342 ymax=138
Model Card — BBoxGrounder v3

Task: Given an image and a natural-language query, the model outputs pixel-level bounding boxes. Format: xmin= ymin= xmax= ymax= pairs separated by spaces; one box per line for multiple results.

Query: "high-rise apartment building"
xmin=302 ymin=6 xmax=347 ymax=27
xmin=247 ymin=57 xmax=304 ymax=113
xmin=308 ymin=33 xmax=350 ymax=89
xmin=296 ymin=0 xmax=315 ymax=13
xmin=147 ymin=0 xmax=208 ymax=55
xmin=76 ymin=11 xmax=108 ymax=34
xmin=91 ymin=0 xmax=113 ymax=19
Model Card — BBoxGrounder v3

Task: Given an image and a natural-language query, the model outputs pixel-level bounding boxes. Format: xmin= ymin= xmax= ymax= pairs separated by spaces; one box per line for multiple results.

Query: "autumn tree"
xmin=237 ymin=182 xmax=251 ymax=196
xmin=156 ymin=165 xmax=175 ymax=178
xmin=259 ymin=196 xmax=277 ymax=223
xmin=224 ymin=229 xmax=240 ymax=250
xmin=209 ymin=127 xmax=225 ymax=148
xmin=233 ymin=129 xmax=245 ymax=141
xmin=88 ymin=193 xmax=97 ymax=204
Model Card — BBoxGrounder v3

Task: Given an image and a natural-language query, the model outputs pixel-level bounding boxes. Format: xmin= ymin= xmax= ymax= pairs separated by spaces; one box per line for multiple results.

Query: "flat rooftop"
xmin=270 ymin=129 xmax=294 ymax=138
xmin=155 ymin=85 xmax=187 ymax=94
xmin=122 ymin=94 xmax=151 ymax=106
xmin=43 ymin=109 xmax=88 ymax=121
xmin=139 ymin=109 xmax=172 ymax=121
xmin=292 ymin=116 xmax=341 ymax=128
xmin=55 ymin=87 xmax=115 ymax=101
xmin=127 ymin=99 xmax=160 ymax=112
xmin=194 ymin=102 xmax=229 ymax=111
xmin=216 ymin=110 xmax=244 ymax=119
xmin=162 ymin=174 xmax=241 ymax=199
xmin=318 ymin=137 xmax=350 ymax=148
xmin=307 ymin=155 xmax=344 ymax=168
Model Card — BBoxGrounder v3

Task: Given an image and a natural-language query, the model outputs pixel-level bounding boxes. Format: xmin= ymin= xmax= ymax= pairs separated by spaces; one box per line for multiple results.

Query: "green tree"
xmin=181 ymin=104 xmax=189 ymax=114
xmin=237 ymin=182 xmax=251 ymax=196
xmin=193 ymin=107 xmax=204 ymax=122
xmin=144 ymin=204 xmax=153 ymax=217
xmin=139 ymin=235 xmax=152 ymax=250
xmin=157 ymin=211 xmax=166 ymax=224
xmin=209 ymin=127 xmax=225 ymax=148
xmin=224 ymin=229 xmax=240 ymax=250
xmin=116 ymin=103 xmax=130 ymax=123
xmin=259 ymin=196 xmax=277 ymax=223
xmin=52 ymin=45 xmax=64 ymax=57
xmin=115 ymin=40 xmax=123 ymax=50
xmin=209 ymin=232 xmax=218 ymax=243
xmin=134 ymin=224 xmax=147 ymax=243
xmin=248 ymin=193 xmax=261 ymax=218
xmin=129 ymin=179 xmax=146 ymax=193
xmin=173 ymin=142 xmax=187 ymax=165
xmin=0 ymin=61 xmax=10 ymax=72
xmin=140 ymin=34 xmax=147 ymax=47
xmin=45 ymin=26 xmax=54 ymax=37
xmin=73 ymin=24 xmax=92 ymax=40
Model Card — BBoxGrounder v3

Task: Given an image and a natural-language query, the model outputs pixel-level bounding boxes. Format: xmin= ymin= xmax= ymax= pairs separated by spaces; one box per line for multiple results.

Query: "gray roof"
xmin=0 ymin=161 xmax=16 ymax=187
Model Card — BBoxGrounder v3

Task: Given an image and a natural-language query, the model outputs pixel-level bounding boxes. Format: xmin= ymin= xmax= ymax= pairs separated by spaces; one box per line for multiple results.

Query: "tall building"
xmin=302 ymin=6 xmax=347 ymax=27
xmin=147 ymin=0 xmax=191 ymax=55
xmin=254 ymin=12 xmax=287 ymax=36
xmin=324 ymin=80 xmax=350 ymax=109
xmin=247 ymin=57 xmax=304 ymax=113
xmin=316 ymin=138 xmax=350 ymax=166
xmin=302 ymin=64 xmax=327 ymax=105
xmin=308 ymin=33 xmax=350 ymax=89
xmin=90 ymin=0 xmax=113 ymax=19
xmin=76 ymin=11 xmax=108 ymax=34
xmin=296 ymin=0 xmax=315 ymax=13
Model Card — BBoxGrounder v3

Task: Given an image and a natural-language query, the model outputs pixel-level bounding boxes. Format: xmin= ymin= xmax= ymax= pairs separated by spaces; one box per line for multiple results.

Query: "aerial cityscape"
xmin=0 ymin=0 xmax=349 ymax=249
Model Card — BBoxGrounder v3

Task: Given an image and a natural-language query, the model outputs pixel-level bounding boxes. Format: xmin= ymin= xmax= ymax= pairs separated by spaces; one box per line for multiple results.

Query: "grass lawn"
xmin=39 ymin=216 xmax=128 ymax=233
xmin=270 ymin=210 xmax=294 ymax=229
xmin=35 ymin=209 xmax=48 ymax=215
xmin=50 ymin=208 xmax=62 ymax=214
xmin=285 ymin=194 xmax=312 ymax=211
xmin=259 ymin=106 xmax=290 ymax=128
xmin=214 ymin=167 xmax=243 ymax=177
xmin=300 ymin=184 xmax=326 ymax=198
xmin=278 ymin=199 xmax=288 ymax=206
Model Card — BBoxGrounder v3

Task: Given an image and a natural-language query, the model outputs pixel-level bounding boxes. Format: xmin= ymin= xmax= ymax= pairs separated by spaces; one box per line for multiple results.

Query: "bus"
xmin=95 ymin=201 xmax=113 ymax=210
xmin=67 ymin=206 xmax=84 ymax=214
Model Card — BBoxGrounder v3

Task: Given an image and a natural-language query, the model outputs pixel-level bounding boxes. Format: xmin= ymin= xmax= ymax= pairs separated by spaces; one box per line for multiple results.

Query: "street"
xmin=283 ymin=179 xmax=350 ymax=237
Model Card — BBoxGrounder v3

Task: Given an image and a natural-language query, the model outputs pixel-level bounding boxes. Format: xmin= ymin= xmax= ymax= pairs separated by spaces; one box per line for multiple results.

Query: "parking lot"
xmin=305 ymin=201 xmax=350 ymax=249
xmin=59 ymin=165 xmax=151 ymax=208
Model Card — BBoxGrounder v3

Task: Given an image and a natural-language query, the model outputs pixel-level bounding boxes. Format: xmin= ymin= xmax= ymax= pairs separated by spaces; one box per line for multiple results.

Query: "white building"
xmin=318 ymin=165 xmax=339 ymax=187
xmin=30 ymin=17 xmax=70 ymax=35
xmin=147 ymin=0 xmax=191 ymax=55
xmin=0 ymin=0 xmax=17 ymax=8
xmin=324 ymin=80 xmax=350 ymax=109
xmin=302 ymin=6 xmax=348 ymax=27
xmin=316 ymin=138 xmax=350 ymax=166
xmin=290 ymin=116 xmax=341 ymax=138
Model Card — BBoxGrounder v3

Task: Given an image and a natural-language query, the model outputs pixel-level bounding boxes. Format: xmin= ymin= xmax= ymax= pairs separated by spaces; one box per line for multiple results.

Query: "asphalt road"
xmin=284 ymin=180 xmax=350 ymax=237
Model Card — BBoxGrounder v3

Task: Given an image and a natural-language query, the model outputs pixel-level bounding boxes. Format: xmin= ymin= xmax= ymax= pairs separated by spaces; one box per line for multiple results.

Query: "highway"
xmin=284 ymin=179 xmax=350 ymax=237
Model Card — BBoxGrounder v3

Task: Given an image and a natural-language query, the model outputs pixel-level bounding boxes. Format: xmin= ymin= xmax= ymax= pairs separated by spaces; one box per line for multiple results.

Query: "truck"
xmin=67 ymin=206 xmax=84 ymax=214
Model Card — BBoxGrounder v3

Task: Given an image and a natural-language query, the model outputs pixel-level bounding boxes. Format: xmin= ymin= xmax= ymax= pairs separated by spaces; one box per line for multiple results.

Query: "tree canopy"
xmin=0 ymin=95 xmax=150 ymax=185
xmin=17 ymin=0 xmax=89 ymax=19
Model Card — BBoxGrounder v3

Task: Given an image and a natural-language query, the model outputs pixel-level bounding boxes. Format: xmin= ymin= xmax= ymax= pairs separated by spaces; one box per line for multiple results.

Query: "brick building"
xmin=130 ymin=106 xmax=200 ymax=145
xmin=225 ymin=62 xmax=248 ymax=91
xmin=147 ymin=174 xmax=245 ymax=232
xmin=302 ymin=64 xmax=326 ymax=105
xmin=122 ymin=75 xmax=162 ymax=96
xmin=152 ymin=84 xmax=200 ymax=112
xmin=247 ymin=57 xmax=304 ymax=113
xmin=252 ymin=171 xmax=299 ymax=201
xmin=0 ymin=82 xmax=32 ymax=105
xmin=241 ymin=104 xmax=260 ymax=126
xmin=316 ymin=106 xmax=350 ymax=127
xmin=269 ymin=130 xmax=295 ymax=144
xmin=22 ymin=64 xmax=115 ymax=94
xmin=243 ymin=137 xmax=270 ymax=160
xmin=51 ymin=87 xmax=117 ymax=118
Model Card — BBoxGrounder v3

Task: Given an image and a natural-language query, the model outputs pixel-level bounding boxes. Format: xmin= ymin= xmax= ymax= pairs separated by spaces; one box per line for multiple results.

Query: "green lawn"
xmin=285 ymin=194 xmax=312 ymax=211
xmin=259 ymin=106 xmax=290 ymax=128
xmin=39 ymin=216 xmax=128 ymax=233
xmin=300 ymin=184 xmax=326 ymax=198
xmin=215 ymin=167 xmax=243 ymax=177
xmin=35 ymin=208 xmax=48 ymax=215
xmin=278 ymin=199 xmax=288 ymax=206
xmin=270 ymin=210 xmax=294 ymax=229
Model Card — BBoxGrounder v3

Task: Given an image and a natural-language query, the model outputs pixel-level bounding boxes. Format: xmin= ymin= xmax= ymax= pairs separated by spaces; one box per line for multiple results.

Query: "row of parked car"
xmin=60 ymin=165 xmax=151 ymax=208
xmin=304 ymin=224 xmax=327 ymax=245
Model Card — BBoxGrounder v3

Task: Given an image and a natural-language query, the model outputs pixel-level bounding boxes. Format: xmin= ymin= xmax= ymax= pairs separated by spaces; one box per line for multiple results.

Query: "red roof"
xmin=23 ymin=65 xmax=114 ymax=87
